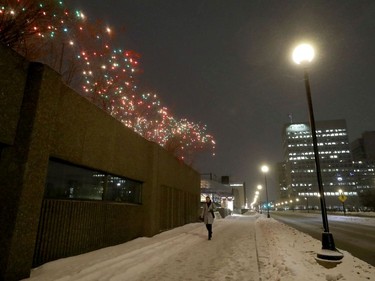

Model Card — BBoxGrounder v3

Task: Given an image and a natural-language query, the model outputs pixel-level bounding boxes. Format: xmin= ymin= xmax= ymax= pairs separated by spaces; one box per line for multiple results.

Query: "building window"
xmin=45 ymin=158 xmax=142 ymax=204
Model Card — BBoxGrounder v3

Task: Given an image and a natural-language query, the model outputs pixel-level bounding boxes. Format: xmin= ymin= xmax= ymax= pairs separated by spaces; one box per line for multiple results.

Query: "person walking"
xmin=201 ymin=196 xmax=215 ymax=240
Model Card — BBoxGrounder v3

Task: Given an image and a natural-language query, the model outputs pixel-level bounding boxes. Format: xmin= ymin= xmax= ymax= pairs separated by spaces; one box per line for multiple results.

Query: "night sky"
xmin=66 ymin=0 xmax=375 ymax=200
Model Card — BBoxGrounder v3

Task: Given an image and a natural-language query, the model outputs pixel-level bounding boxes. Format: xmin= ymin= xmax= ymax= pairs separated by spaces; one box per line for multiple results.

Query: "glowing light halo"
xmin=292 ymin=43 xmax=315 ymax=65
xmin=261 ymin=165 xmax=269 ymax=173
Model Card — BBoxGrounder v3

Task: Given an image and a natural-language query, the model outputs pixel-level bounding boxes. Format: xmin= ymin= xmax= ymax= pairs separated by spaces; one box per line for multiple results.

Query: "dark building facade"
xmin=351 ymin=131 xmax=375 ymax=161
xmin=0 ymin=45 xmax=200 ymax=280
xmin=351 ymin=131 xmax=375 ymax=197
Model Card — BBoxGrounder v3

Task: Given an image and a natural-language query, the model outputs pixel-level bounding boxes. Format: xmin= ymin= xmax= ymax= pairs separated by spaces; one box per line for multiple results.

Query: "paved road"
xmin=270 ymin=211 xmax=375 ymax=266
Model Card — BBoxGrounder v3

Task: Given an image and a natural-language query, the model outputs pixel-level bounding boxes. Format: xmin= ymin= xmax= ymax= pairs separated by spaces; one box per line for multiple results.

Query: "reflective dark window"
xmin=45 ymin=159 xmax=142 ymax=204
xmin=103 ymin=175 xmax=142 ymax=204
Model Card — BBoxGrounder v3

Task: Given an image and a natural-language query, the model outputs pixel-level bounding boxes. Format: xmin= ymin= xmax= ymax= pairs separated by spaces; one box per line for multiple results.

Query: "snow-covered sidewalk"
xmin=23 ymin=213 xmax=374 ymax=281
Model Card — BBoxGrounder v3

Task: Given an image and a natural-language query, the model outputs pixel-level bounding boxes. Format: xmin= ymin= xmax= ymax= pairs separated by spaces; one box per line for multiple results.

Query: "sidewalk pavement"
xmin=23 ymin=212 xmax=375 ymax=281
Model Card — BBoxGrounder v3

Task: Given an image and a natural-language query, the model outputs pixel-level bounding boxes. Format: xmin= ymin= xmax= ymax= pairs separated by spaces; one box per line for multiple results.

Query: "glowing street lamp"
xmin=292 ymin=44 xmax=315 ymax=65
xmin=261 ymin=165 xmax=270 ymax=218
xmin=292 ymin=43 xmax=343 ymax=262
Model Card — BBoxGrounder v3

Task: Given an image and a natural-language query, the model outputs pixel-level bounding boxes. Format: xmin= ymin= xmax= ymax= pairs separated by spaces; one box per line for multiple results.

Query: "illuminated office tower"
xmin=281 ymin=119 xmax=358 ymax=210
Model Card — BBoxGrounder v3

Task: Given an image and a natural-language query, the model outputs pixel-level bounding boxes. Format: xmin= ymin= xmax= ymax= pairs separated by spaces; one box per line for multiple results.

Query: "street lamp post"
xmin=261 ymin=165 xmax=270 ymax=218
xmin=257 ymin=185 xmax=263 ymax=214
xmin=338 ymin=189 xmax=346 ymax=215
xmin=255 ymin=190 xmax=259 ymax=212
xmin=292 ymin=43 xmax=343 ymax=262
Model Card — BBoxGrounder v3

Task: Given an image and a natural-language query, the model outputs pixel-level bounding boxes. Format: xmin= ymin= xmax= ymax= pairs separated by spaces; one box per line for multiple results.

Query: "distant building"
xmin=351 ymin=131 xmax=375 ymax=191
xmin=200 ymin=174 xmax=246 ymax=213
xmin=351 ymin=131 xmax=375 ymax=161
xmin=280 ymin=120 xmax=358 ymax=210
xmin=200 ymin=174 xmax=232 ymax=205
xmin=230 ymin=182 xmax=246 ymax=210
xmin=352 ymin=161 xmax=375 ymax=190
xmin=276 ymin=162 xmax=288 ymax=199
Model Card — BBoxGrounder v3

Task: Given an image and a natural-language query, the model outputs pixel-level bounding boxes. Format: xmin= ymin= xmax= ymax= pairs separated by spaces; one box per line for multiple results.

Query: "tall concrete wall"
xmin=0 ymin=44 xmax=200 ymax=280
xmin=0 ymin=44 xmax=29 ymax=145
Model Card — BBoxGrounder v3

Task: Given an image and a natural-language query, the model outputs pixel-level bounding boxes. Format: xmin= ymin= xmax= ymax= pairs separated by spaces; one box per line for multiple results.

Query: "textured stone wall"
xmin=0 ymin=46 xmax=29 ymax=145
xmin=0 ymin=44 xmax=200 ymax=280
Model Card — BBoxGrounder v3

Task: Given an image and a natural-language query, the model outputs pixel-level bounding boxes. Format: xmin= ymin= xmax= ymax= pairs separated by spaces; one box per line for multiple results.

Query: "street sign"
xmin=338 ymin=194 xmax=347 ymax=203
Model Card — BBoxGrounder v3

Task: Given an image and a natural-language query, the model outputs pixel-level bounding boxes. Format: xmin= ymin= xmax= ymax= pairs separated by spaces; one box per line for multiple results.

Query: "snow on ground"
xmin=23 ymin=213 xmax=374 ymax=281
xmin=256 ymin=216 xmax=374 ymax=281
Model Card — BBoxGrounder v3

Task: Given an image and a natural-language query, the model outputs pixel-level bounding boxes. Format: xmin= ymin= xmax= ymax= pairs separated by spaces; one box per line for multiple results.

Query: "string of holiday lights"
xmin=0 ymin=0 xmax=216 ymax=162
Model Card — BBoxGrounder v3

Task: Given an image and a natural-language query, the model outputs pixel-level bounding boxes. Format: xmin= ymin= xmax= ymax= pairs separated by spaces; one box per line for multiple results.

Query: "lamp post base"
xmin=315 ymin=232 xmax=344 ymax=265
xmin=315 ymin=252 xmax=343 ymax=268
xmin=316 ymin=249 xmax=344 ymax=261
xmin=322 ymin=232 xmax=337 ymax=251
